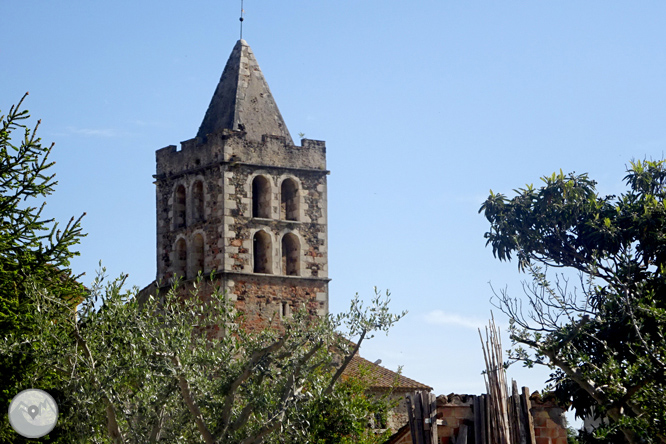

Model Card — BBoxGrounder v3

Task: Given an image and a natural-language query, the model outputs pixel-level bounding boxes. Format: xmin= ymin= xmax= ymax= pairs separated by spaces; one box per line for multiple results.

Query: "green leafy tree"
xmin=1 ymin=274 xmax=403 ymax=444
xmin=480 ymin=160 xmax=666 ymax=444
xmin=0 ymin=94 xmax=85 ymax=442
xmin=274 ymin=360 xmax=395 ymax=444
xmin=567 ymin=426 xmax=580 ymax=444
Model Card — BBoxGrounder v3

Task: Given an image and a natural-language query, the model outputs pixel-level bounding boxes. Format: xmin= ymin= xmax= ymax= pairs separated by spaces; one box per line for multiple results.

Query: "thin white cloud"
xmin=52 ymin=127 xmax=125 ymax=138
xmin=423 ymin=310 xmax=490 ymax=330
xmin=66 ymin=127 xmax=119 ymax=137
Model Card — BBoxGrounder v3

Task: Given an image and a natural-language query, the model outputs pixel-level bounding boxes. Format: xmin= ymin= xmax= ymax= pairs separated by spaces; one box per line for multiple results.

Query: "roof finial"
xmin=239 ymin=0 xmax=245 ymax=40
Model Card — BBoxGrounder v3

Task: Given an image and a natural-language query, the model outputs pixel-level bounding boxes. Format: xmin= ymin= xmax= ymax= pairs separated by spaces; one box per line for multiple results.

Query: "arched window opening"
xmin=174 ymin=238 xmax=187 ymax=279
xmin=192 ymin=180 xmax=204 ymax=223
xmin=253 ymin=230 xmax=272 ymax=274
xmin=281 ymin=233 xmax=300 ymax=276
xmin=190 ymin=234 xmax=204 ymax=277
xmin=174 ymin=185 xmax=187 ymax=229
xmin=281 ymin=178 xmax=298 ymax=221
xmin=252 ymin=176 xmax=271 ymax=219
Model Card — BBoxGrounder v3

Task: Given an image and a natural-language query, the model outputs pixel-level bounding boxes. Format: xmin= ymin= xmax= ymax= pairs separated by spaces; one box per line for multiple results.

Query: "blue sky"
xmin=3 ymin=1 xmax=666 ymax=424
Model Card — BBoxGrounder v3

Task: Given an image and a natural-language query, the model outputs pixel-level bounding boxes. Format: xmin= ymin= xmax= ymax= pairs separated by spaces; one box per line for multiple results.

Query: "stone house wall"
xmin=436 ymin=393 xmax=568 ymax=444
xmin=386 ymin=393 xmax=569 ymax=444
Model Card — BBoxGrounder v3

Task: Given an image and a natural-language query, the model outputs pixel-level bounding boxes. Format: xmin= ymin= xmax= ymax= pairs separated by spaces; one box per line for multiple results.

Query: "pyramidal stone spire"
xmin=197 ymin=39 xmax=293 ymax=144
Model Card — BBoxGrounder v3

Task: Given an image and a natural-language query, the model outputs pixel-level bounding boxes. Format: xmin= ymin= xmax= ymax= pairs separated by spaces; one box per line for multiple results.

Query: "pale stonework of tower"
xmin=147 ymin=40 xmax=329 ymax=329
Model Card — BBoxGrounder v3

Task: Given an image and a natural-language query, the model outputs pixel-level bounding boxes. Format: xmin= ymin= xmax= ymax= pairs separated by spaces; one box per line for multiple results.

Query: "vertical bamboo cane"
xmin=479 ymin=314 xmax=511 ymax=444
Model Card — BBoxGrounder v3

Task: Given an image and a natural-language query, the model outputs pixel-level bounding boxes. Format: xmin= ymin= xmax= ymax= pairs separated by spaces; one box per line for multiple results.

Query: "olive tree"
xmin=2 ymin=273 xmax=403 ymax=444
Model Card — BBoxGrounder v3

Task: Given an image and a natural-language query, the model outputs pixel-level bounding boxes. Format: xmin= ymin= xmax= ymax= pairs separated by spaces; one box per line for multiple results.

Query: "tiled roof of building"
xmin=342 ymin=355 xmax=433 ymax=391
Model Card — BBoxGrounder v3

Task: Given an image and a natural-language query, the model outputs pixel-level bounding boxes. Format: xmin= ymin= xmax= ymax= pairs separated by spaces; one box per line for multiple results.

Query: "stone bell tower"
xmin=152 ymin=40 xmax=329 ymax=328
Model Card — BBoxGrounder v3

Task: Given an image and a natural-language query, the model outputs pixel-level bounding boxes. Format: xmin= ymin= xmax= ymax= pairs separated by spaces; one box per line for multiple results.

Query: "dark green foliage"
xmin=567 ymin=427 xmax=579 ymax=444
xmin=0 ymin=93 xmax=85 ymax=331
xmin=480 ymin=161 xmax=666 ymax=444
xmin=2 ymin=275 xmax=402 ymax=443
xmin=276 ymin=365 xmax=393 ymax=444
xmin=0 ymin=95 xmax=85 ymax=442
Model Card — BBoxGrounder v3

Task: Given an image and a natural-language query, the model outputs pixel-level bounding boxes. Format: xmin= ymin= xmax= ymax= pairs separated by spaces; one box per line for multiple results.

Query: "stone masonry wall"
xmin=153 ymin=128 xmax=329 ymax=329
xmin=530 ymin=395 xmax=569 ymax=444
xmin=155 ymin=129 xmax=326 ymax=177
xmin=222 ymin=164 xmax=327 ymax=277
xmin=155 ymin=164 xmax=224 ymax=281
xmin=224 ymin=273 xmax=328 ymax=330
xmin=437 ymin=395 xmax=475 ymax=444
xmin=435 ymin=393 xmax=568 ymax=444
xmin=143 ymin=273 xmax=328 ymax=333
xmin=155 ymin=128 xmax=327 ymax=283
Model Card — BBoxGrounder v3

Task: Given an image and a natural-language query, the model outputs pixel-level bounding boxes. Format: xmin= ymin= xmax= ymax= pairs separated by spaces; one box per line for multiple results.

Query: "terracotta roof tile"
xmin=342 ymin=355 xmax=432 ymax=391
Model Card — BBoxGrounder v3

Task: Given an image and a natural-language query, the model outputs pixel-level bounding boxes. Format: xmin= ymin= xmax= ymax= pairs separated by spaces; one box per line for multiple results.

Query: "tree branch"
xmin=73 ymin=326 xmax=125 ymax=443
xmin=324 ymin=330 xmax=365 ymax=396
xmin=148 ymin=403 xmax=166 ymax=443
xmin=103 ymin=396 xmax=125 ymax=444
xmin=540 ymin=347 xmax=642 ymax=444
xmin=240 ymin=420 xmax=282 ymax=444
xmin=217 ymin=335 xmax=289 ymax=437
xmin=172 ymin=355 xmax=216 ymax=444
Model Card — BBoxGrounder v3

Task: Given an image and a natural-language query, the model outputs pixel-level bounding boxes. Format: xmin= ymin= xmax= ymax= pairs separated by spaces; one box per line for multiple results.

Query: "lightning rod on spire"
xmin=240 ymin=0 xmax=245 ymax=40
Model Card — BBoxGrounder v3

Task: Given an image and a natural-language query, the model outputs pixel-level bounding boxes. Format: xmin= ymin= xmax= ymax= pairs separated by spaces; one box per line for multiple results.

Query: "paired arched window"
xmin=280 ymin=178 xmax=299 ymax=221
xmin=253 ymin=230 xmax=272 ymax=274
xmin=252 ymin=231 xmax=301 ymax=276
xmin=173 ymin=180 xmax=204 ymax=229
xmin=252 ymin=176 xmax=271 ymax=219
xmin=251 ymin=175 xmax=300 ymax=221
xmin=174 ymin=185 xmax=187 ymax=229
xmin=174 ymin=238 xmax=187 ymax=278
xmin=173 ymin=235 xmax=205 ymax=280
xmin=252 ymin=230 xmax=301 ymax=276
xmin=281 ymin=233 xmax=300 ymax=276
xmin=192 ymin=180 xmax=204 ymax=223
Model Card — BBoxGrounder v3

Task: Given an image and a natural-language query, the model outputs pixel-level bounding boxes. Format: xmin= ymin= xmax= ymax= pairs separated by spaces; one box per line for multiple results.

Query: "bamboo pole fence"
xmin=405 ymin=315 xmax=538 ymax=444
